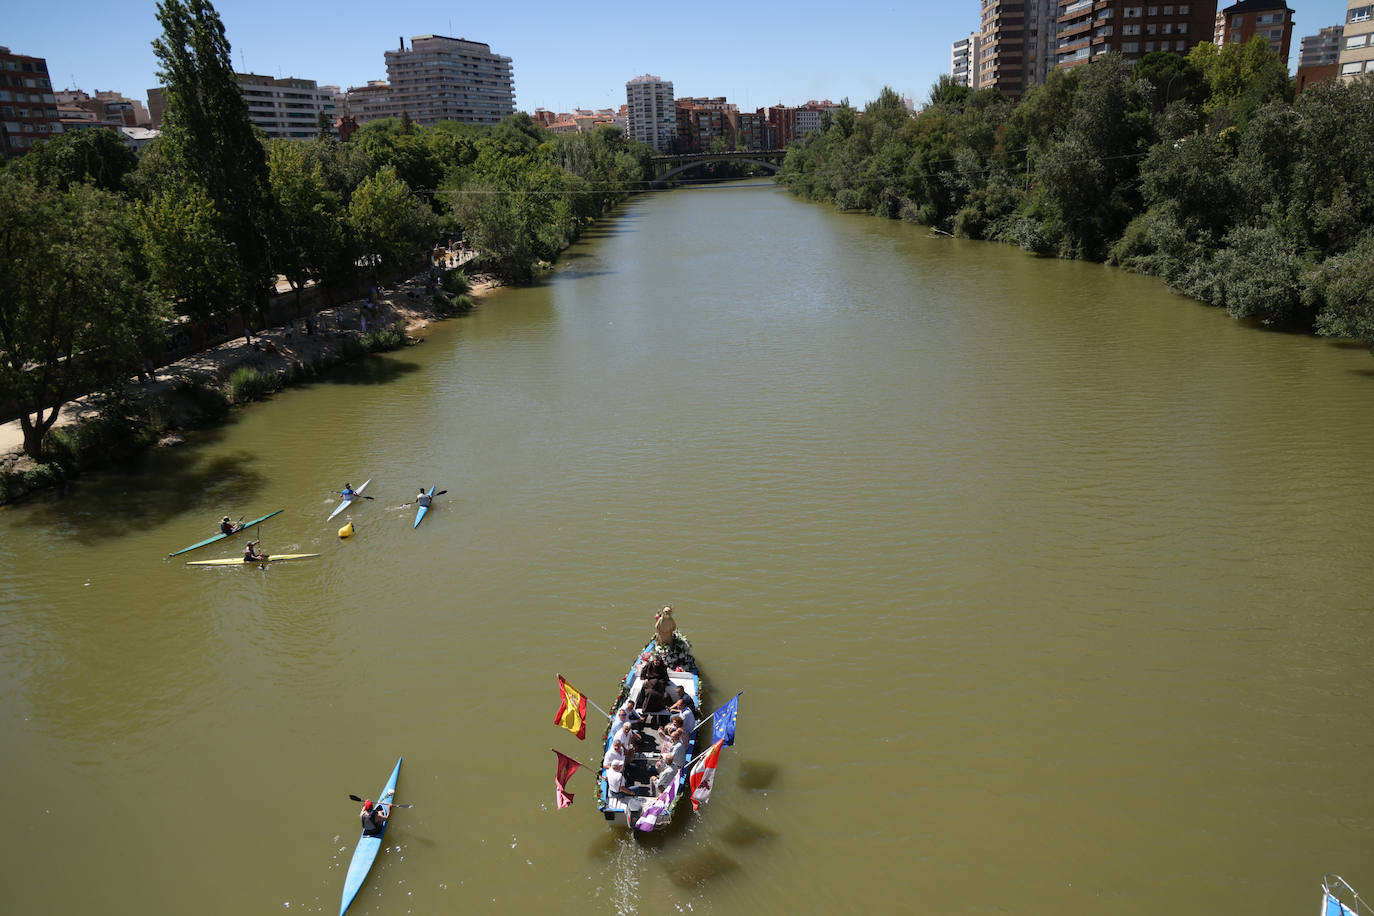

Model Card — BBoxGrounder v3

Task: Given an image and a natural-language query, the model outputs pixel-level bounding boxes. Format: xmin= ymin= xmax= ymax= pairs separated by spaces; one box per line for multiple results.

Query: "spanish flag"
xmin=554 ymin=675 xmax=588 ymax=739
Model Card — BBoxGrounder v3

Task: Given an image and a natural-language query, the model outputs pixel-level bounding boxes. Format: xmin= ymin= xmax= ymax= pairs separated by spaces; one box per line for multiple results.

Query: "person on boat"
xmin=662 ymin=714 xmax=686 ymax=744
xmin=613 ymin=722 xmax=638 ymax=757
xmin=219 ymin=516 xmax=238 ymax=535
xmin=636 ymin=651 xmax=671 ymax=714
xmin=603 ymin=739 xmax=626 ymax=770
xmin=416 ymin=489 xmax=433 ymax=508
xmin=652 ymin=733 xmax=687 ymax=795
xmin=668 ymin=685 xmax=697 ymax=717
xmin=613 ymin=702 xmax=642 ymax=735
xmin=243 ymin=540 xmax=268 ymax=563
xmin=605 ymin=760 xmax=629 ymax=798
xmin=360 ymin=798 xmax=389 ymax=835
xmin=672 ymin=694 xmax=698 ymax=736
xmin=340 ymin=483 xmax=356 ymax=500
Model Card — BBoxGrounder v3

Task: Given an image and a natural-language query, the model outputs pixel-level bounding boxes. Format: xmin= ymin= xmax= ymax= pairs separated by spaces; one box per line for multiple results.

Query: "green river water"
xmin=2 ymin=181 xmax=1373 ymax=914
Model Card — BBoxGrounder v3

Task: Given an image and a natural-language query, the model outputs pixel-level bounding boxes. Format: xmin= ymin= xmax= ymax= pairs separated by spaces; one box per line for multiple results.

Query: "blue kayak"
xmin=340 ymin=756 xmax=402 ymax=916
xmin=413 ymin=486 xmax=435 ymax=529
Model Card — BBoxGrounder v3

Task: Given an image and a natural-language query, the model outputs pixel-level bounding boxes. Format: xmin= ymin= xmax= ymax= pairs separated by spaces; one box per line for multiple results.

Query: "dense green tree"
xmin=6 ymin=127 xmax=138 ymax=194
xmin=0 ymin=173 xmax=161 ymax=459
xmin=347 ymin=165 xmax=436 ymax=278
xmin=267 ymin=140 xmax=346 ymax=311
xmin=151 ymin=0 xmax=273 ymax=316
xmin=137 ymin=180 xmax=246 ymax=326
xmin=1189 ymin=37 xmax=1293 ymax=126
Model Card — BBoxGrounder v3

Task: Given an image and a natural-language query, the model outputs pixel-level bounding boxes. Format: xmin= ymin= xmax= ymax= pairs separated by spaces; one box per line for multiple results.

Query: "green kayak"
xmin=167 ymin=509 xmax=284 ymax=557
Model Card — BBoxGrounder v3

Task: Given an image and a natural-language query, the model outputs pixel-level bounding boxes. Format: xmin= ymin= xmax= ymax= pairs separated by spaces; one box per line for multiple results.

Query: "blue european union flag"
xmin=712 ymin=693 xmax=740 ymax=747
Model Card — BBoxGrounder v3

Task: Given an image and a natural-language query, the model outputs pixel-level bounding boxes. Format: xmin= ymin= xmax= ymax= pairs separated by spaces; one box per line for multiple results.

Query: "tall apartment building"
xmin=0 ymin=46 xmax=60 ymax=157
xmin=626 ymin=74 xmax=676 ymax=152
xmin=1214 ymin=0 xmax=1294 ymax=61
xmin=1338 ymin=0 xmax=1374 ymax=80
xmin=1299 ymin=24 xmax=1344 ymax=65
xmin=239 ymin=74 xmax=339 ymax=139
xmin=384 ymin=35 xmax=515 ymax=126
xmin=952 ymin=32 xmax=983 ymax=87
xmin=979 ymin=0 xmax=1056 ymax=97
xmin=1056 ymin=0 xmax=1218 ymax=71
xmin=343 ymin=81 xmax=392 ymax=124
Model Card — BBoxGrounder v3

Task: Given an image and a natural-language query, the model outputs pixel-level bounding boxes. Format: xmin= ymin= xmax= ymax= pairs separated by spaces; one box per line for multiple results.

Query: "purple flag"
xmin=634 ymin=776 xmax=680 ymax=832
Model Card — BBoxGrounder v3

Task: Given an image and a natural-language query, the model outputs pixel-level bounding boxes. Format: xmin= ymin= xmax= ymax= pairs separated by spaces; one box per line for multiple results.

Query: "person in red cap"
xmin=360 ymin=798 xmax=389 ymax=836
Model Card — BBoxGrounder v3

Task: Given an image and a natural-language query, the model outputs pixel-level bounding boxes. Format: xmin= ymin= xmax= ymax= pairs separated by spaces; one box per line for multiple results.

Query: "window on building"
xmin=1232 ymin=15 xmax=1243 ymax=27
xmin=1123 ymin=41 xmax=1140 ymax=51
xmin=1342 ymin=60 xmax=1366 ymax=73
xmin=1350 ymin=5 xmax=1372 ymax=23
xmin=1178 ymin=22 xmax=1188 ymax=32
xmin=1179 ymin=4 xmax=1188 ymax=12
xmin=1147 ymin=5 xmax=1157 ymax=13
xmin=1348 ymin=34 xmax=1369 ymax=48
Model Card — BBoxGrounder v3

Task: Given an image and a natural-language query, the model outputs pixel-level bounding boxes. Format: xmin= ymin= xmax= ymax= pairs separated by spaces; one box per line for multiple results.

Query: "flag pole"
xmin=588 ymin=698 xmax=612 ymax=721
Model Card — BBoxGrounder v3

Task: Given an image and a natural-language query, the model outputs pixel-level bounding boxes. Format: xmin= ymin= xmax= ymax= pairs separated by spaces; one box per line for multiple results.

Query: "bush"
xmin=361 ymin=323 xmax=406 ymax=352
xmin=227 ymin=367 xmax=275 ymax=403
xmin=174 ymin=374 xmax=230 ymax=422
xmin=442 ymin=269 xmax=471 ymax=296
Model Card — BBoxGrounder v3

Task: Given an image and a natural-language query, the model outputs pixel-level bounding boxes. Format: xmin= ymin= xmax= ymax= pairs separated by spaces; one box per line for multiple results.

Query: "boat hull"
xmin=328 ymin=479 xmax=372 ymax=521
xmin=340 ymin=756 xmax=402 ymax=916
xmin=596 ymin=639 xmax=700 ymax=830
xmin=168 ymin=509 xmax=284 ymax=557
xmin=185 ymin=553 xmax=320 ymax=566
xmin=413 ymin=486 xmax=434 ymax=528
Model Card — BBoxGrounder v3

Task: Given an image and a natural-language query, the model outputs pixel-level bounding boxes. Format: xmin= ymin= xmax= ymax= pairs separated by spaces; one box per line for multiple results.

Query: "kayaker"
xmin=359 ymin=798 xmax=389 ymax=835
xmin=340 ymin=483 xmax=356 ymax=500
xmin=416 ymin=489 xmax=433 ymax=508
xmin=243 ymin=540 xmax=268 ymax=563
xmin=220 ymin=516 xmax=237 ymax=535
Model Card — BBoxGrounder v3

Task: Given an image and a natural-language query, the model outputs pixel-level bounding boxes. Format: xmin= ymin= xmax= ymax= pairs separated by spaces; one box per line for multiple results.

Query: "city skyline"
xmin=5 ymin=0 xmax=1354 ymax=117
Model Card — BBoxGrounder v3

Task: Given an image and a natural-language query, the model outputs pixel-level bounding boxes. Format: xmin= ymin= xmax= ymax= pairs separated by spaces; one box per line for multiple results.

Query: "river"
xmin=2 ymin=180 xmax=1373 ymax=914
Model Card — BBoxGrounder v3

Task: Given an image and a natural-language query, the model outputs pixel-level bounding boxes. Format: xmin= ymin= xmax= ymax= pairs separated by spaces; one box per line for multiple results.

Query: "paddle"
xmin=348 ymin=794 xmax=412 ymax=808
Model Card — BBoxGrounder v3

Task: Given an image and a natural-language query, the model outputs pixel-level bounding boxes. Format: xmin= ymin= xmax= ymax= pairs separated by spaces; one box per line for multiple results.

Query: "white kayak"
xmin=328 ymin=479 xmax=372 ymax=520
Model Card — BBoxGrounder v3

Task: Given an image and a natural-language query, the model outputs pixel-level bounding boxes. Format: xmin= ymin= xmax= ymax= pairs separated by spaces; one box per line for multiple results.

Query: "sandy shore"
xmin=0 ymin=267 xmax=499 ymax=467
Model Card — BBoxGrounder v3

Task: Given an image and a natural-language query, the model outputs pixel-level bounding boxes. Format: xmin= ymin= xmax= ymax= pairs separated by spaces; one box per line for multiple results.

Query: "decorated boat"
xmin=1324 ymin=875 xmax=1368 ymax=916
xmin=595 ymin=616 xmax=700 ymax=830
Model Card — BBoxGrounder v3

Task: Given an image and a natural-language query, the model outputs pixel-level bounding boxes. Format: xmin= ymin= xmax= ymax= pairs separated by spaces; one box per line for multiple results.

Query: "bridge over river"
xmin=648 ymin=148 xmax=787 ymax=185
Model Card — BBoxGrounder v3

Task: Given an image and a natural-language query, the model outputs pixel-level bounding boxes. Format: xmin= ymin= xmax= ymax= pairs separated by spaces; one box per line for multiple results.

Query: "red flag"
xmin=553 ymin=749 xmax=581 ymax=809
xmin=689 ymin=739 xmax=724 ymax=812
xmin=554 ymin=675 xmax=588 ymax=740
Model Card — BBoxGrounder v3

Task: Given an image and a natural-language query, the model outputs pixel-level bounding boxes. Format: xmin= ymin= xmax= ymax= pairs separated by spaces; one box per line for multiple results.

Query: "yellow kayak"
xmin=186 ymin=553 xmax=320 ymax=567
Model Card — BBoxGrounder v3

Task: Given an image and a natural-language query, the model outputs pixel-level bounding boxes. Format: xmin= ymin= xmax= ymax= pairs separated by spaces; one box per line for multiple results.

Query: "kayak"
xmin=341 ymin=756 xmax=402 ymax=916
xmin=185 ymin=553 xmax=320 ymax=566
xmin=328 ymin=479 xmax=372 ymax=521
xmin=413 ymin=486 xmax=435 ymax=529
xmin=168 ymin=509 xmax=284 ymax=557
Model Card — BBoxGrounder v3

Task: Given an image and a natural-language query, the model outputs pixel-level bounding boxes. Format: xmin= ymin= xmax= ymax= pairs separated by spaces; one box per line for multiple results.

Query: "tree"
xmin=1189 ymin=37 xmax=1293 ymax=126
xmin=0 ymin=173 xmax=161 ymax=459
xmin=7 ymin=127 xmax=138 ymax=194
xmin=347 ymin=165 xmax=436 ymax=278
xmin=267 ymin=140 xmax=344 ymax=311
xmin=151 ymin=0 xmax=273 ymax=320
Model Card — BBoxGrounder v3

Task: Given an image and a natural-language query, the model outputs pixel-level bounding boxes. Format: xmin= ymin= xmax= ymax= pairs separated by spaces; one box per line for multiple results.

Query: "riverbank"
xmin=0 ymin=265 xmax=500 ymax=505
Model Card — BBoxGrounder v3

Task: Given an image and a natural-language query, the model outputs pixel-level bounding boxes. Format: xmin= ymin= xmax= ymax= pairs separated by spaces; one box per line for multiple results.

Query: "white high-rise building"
xmin=951 ymin=32 xmax=982 ymax=87
xmin=238 ymin=74 xmax=338 ymax=139
xmin=385 ymin=34 xmax=515 ymax=126
xmin=625 ymin=74 xmax=676 ymax=152
xmin=1299 ymin=24 xmax=1344 ymax=66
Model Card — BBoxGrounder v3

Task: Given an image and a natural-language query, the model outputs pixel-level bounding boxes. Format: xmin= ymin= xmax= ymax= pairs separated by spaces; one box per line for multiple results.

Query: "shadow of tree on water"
xmin=665 ymin=844 xmax=740 ymax=888
xmin=316 ymin=355 xmax=422 ymax=387
xmin=736 ymin=759 xmax=780 ymax=791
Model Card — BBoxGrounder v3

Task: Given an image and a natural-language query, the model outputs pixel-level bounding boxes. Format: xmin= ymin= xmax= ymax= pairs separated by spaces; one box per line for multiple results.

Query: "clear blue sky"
xmin=3 ymin=0 xmax=1354 ymax=114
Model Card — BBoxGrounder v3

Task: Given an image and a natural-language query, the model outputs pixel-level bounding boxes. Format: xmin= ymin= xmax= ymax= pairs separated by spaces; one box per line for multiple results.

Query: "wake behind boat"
xmin=167 ymin=509 xmax=283 ymax=557
xmin=328 ymin=479 xmax=372 ymax=521
xmin=341 ymin=757 xmax=402 ymax=916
